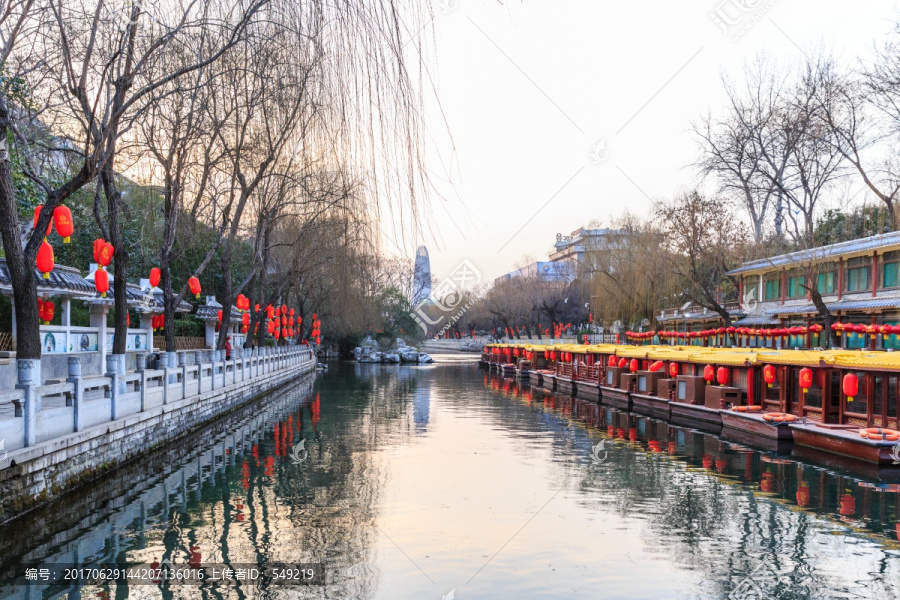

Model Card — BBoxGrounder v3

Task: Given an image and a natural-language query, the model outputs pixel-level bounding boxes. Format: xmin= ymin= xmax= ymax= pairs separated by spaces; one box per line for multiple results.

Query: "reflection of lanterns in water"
xmin=796 ymin=481 xmax=810 ymax=507
xmin=896 ymin=523 xmax=900 ymax=541
xmin=760 ymin=471 xmax=774 ymax=493
xmin=628 ymin=428 xmax=637 ymax=442
xmin=190 ymin=546 xmax=202 ymax=567
xmin=242 ymin=460 xmax=250 ymax=489
xmin=617 ymin=427 xmax=626 ymax=439
xmin=839 ymin=493 xmax=856 ymax=516
xmin=264 ymin=455 xmax=275 ymax=477
xmin=668 ymin=441 xmax=676 ymax=454
xmin=648 ymin=440 xmax=662 ymax=452
xmin=702 ymin=454 xmax=713 ymax=470
xmin=715 ymin=459 xmax=727 ymax=473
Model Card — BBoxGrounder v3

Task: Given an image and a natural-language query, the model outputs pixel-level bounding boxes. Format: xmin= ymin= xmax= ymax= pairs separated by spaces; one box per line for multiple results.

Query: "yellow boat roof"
xmin=832 ymin=351 xmax=900 ymax=371
xmin=756 ymin=349 xmax=851 ymax=367
xmin=686 ymin=349 xmax=758 ymax=366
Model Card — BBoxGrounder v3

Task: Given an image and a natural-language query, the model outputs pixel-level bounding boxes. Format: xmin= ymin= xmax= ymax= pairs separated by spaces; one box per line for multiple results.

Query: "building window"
xmin=844 ymin=256 xmax=871 ymax=292
xmin=817 ymin=271 xmax=836 ymax=294
xmin=764 ymin=275 xmax=781 ymax=301
xmin=787 ymin=274 xmax=805 ymax=299
xmin=882 ymin=251 xmax=900 ymax=289
xmin=744 ymin=280 xmax=759 ymax=303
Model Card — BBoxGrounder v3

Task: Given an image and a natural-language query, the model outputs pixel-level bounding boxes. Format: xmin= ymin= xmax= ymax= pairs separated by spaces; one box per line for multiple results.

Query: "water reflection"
xmin=2 ymin=362 xmax=900 ymax=599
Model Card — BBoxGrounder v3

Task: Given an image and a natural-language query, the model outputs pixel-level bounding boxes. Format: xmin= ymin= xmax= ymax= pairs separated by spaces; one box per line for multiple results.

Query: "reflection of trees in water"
xmin=0 ymin=366 xmax=431 ymax=600
xmin=480 ymin=372 xmax=900 ymax=598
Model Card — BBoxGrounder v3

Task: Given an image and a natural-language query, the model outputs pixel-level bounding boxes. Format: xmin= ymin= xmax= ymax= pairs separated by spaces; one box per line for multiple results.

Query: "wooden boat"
xmin=782 ymin=351 xmax=900 ymax=465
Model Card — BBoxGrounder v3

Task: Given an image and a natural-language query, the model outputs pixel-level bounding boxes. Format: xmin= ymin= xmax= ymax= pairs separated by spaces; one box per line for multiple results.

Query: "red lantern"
xmin=315 ymin=336 xmax=321 ymax=345
xmin=842 ymin=373 xmax=858 ymax=402
xmin=289 ymin=308 xmax=295 ymax=316
xmin=187 ymin=276 xmax=201 ymax=299
xmin=550 ymin=351 xmax=557 ymax=360
xmin=703 ymin=364 xmax=715 ymax=384
xmin=149 ymin=268 xmax=161 ymax=288
xmin=267 ymin=321 xmax=276 ymax=334
xmin=608 ymin=355 xmax=617 ymax=367
xmin=36 ymin=239 xmax=54 ymax=279
xmin=274 ymin=328 xmax=281 ymax=340
xmin=98 ymin=241 xmax=114 ymax=268
xmin=649 ymin=360 xmax=662 ymax=372
xmin=41 ymin=300 xmax=55 ymax=325
xmin=151 ymin=315 xmax=159 ymax=330
xmin=94 ymin=268 xmax=109 ymax=297
xmin=242 ymin=313 xmax=250 ymax=327
xmin=33 ymin=205 xmax=52 ymax=236
xmin=52 ymin=205 xmax=73 ymax=243
xmin=669 ymin=362 xmax=678 ymax=378
xmin=799 ymin=367 xmax=813 ymax=392
xmin=763 ymin=364 xmax=776 ymax=387
xmin=629 ymin=359 xmax=638 ymax=373
xmin=716 ymin=366 xmax=729 ymax=386
xmin=217 ymin=309 xmax=223 ymax=322
xmin=158 ymin=314 xmax=165 ymax=330
xmin=617 ymin=358 xmax=626 ymax=369
xmin=266 ymin=305 xmax=275 ymax=319
xmin=312 ymin=313 xmax=317 ymax=320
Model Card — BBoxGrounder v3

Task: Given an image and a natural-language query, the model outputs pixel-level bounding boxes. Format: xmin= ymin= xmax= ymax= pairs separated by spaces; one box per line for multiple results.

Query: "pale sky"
xmin=385 ymin=0 xmax=900 ymax=284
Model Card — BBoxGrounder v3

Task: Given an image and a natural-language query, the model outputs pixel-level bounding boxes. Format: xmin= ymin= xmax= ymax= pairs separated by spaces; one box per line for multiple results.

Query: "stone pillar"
xmin=106 ymin=354 xmax=121 ymax=420
xmin=179 ymin=352 xmax=187 ymax=399
xmin=140 ymin=313 xmax=154 ymax=353
xmin=91 ymin=303 xmax=110 ymax=374
xmin=68 ymin=356 xmax=85 ymax=432
xmin=136 ymin=352 xmax=147 ymax=412
xmin=17 ymin=359 xmax=41 ymax=447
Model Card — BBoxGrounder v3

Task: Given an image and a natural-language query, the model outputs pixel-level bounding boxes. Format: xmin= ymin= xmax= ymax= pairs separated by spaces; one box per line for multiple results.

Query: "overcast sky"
xmin=384 ymin=0 xmax=900 ymax=285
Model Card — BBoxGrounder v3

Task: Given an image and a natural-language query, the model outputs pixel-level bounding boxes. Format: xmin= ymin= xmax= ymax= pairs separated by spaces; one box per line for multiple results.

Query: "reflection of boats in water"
xmin=484 ymin=343 xmax=900 ymax=466
xmin=483 ymin=368 xmax=900 ymax=549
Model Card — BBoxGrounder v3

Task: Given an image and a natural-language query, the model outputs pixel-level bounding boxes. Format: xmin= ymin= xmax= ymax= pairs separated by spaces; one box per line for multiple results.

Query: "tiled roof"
xmin=658 ymin=309 xmax=743 ymax=322
xmin=732 ymin=316 xmax=782 ymax=325
xmin=767 ymin=297 xmax=900 ymax=315
xmin=0 ymin=259 xmax=95 ymax=296
xmin=728 ymin=231 xmax=900 ymax=276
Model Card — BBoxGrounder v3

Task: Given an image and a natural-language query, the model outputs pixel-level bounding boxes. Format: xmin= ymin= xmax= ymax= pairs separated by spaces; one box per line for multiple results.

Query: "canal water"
xmin=2 ymin=356 xmax=900 ymax=599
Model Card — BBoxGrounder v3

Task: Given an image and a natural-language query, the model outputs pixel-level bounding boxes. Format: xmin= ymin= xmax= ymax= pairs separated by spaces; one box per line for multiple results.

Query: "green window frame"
xmin=743 ymin=280 xmax=759 ymax=303
xmin=764 ymin=277 xmax=781 ymax=301
xmin=817 ymin=271 xmax=836 ymax=294
xmin=787 ymin=275 xmax=805 ymax=299
xmin=845 ymin=257 xmax=871 ymax=292
xmin=882 ymin=251 xmax=900 ymax=289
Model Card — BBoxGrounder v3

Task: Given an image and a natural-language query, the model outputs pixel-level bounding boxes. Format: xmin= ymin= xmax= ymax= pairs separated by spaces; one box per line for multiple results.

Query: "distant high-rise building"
xmin=413 ymin=246 xmax=432 ymax=303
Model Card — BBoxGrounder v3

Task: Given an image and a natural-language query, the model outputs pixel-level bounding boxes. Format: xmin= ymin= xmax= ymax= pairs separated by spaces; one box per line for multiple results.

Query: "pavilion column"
xmin=90 ymin=303 xmax=109 ymax=372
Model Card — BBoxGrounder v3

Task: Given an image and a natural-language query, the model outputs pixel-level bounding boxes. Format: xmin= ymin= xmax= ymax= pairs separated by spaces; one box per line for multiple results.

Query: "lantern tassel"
xmin=42 ymin=272 xmax=49 ymax=279
xmin=63 ymin=236 xmax=70 ymax=243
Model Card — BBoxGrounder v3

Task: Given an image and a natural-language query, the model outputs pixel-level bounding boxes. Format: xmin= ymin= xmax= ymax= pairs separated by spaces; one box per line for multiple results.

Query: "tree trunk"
xmin=810 ymin=289 xmax=836 ymax=349
xmin=0 ymin=126 xmax=41 ymax=359
xmin=101 ymin=166 xmax=129 ymax=355
xmin=161 ymin=266 xmax=177 ymax=352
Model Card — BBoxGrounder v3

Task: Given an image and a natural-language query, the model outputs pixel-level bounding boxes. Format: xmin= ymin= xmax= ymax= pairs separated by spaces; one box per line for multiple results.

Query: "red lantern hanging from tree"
xmin=94 ymin=268 xmax=109 ymax=297
xmin=52 ymin=205 xmax=73 ymax=243
xmin=36 ymin=240 xmax=54 ymax=279
xmin=242 ymin=313 xmax=250 ymax=327
xmin=33 ymin=205 xmax=52 ymax=236
xmin=187 ymin=276 xmax=201 ymax=299
xmin=97 ymin=241 xmax=114 ymax=268
xmin=41 ymin=300 xmax=55 ymax=325
xmin=149 ymin=268 xmax=161 ymax=288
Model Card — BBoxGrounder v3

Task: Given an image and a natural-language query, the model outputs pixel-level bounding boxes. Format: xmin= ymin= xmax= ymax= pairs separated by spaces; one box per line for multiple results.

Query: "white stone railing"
xmin=1 ymin=345 xmax=315 ymax=453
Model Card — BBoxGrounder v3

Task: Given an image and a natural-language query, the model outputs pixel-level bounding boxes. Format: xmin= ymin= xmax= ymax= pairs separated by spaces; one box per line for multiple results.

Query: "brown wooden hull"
xmin=670 ymin=401 xmax=722 ymax=433
xmin=556 ymin=377 xmax=576 ymax=396
xmin=501 ymin=364 xmax=516 ymax=376
xmin=600 ymin=386 xmax=632 ymax=410
xmin=631 ymin=393 xmax=671 ymax=419
xmin=575 ymin=381 xmax=601 ymax=402
xmin=515 ymin=369 xmax=531 ymax=381
xmin=789 ymin=423 xmax=900 ymax=465
xmin=542 ymin=374 xmax=557 ymax=391
xmin=721 ymin=411 xmax=793 ymax=441
xmin=719 ymin=425 xmax=794 ymax=453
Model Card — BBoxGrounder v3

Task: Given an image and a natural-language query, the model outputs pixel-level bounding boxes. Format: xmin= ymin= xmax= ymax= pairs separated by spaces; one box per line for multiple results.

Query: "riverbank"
xmin=0 ymin=346 xmax=316 ymax=522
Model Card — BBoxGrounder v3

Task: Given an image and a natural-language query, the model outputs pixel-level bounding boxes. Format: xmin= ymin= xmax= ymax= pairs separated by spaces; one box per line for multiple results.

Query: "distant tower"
xmin=413 ymin=246 xmax=432 ymax=303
